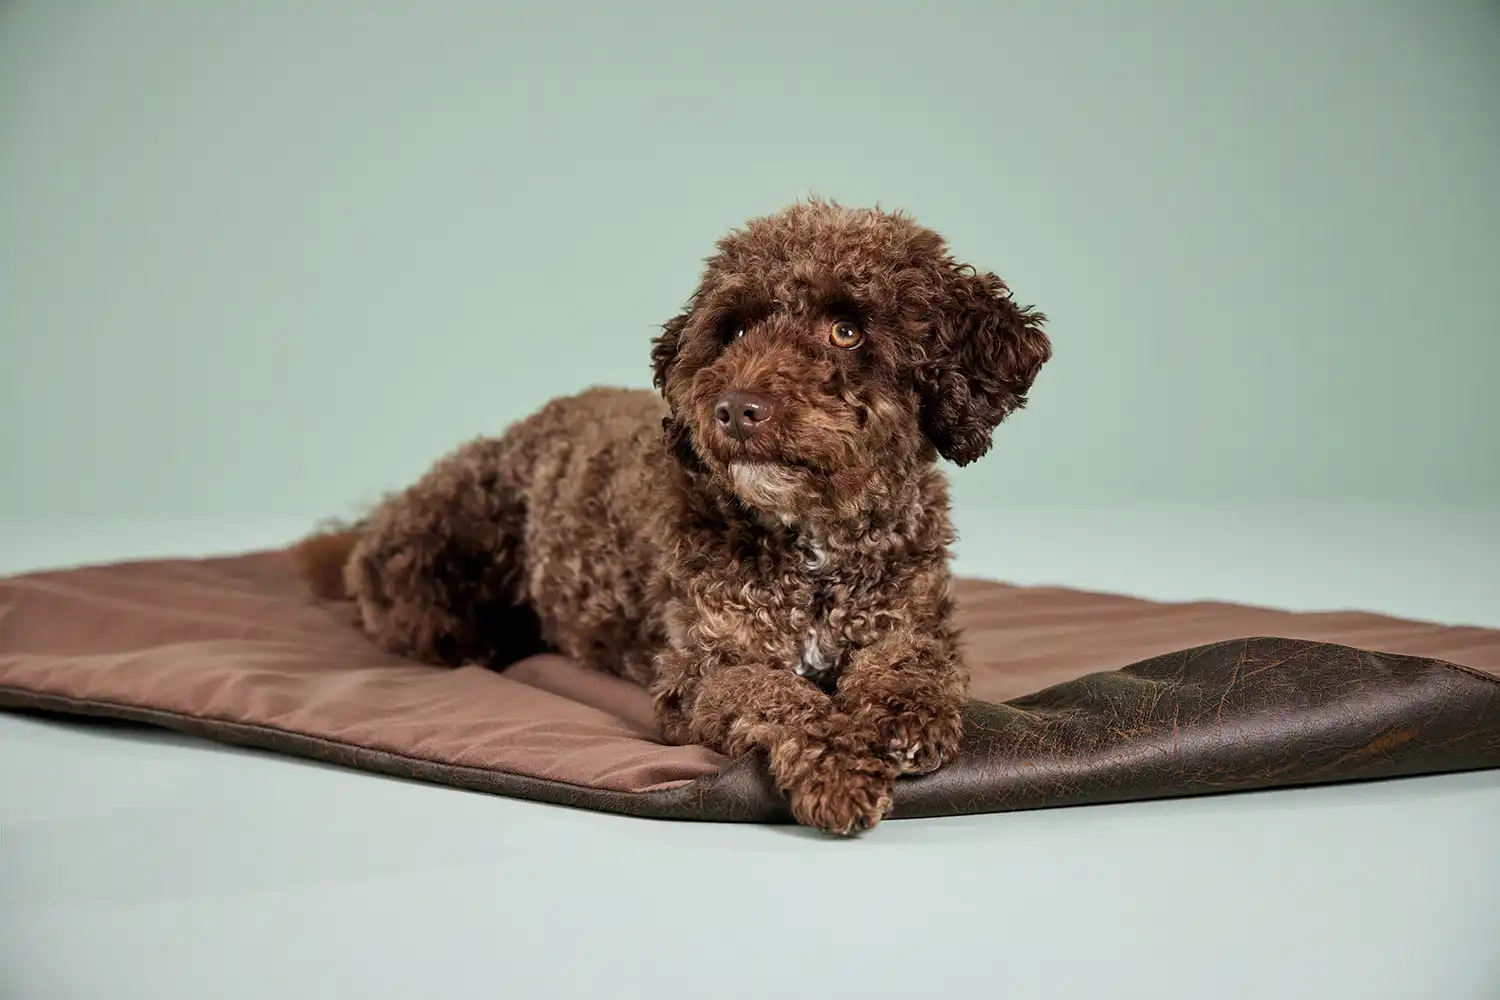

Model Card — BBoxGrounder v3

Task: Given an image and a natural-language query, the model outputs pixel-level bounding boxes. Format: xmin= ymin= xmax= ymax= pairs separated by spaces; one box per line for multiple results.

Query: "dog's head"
xmin=650 ymin=199 xmax=1051 ymax=524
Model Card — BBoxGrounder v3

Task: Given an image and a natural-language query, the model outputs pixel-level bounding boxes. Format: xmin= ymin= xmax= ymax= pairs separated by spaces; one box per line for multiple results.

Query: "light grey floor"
xmin=2 ymin=508 xmax=1499 ymax=1000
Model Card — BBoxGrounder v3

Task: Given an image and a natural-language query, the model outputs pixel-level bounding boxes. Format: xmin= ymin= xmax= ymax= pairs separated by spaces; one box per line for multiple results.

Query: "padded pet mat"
xmin=2 ymin=548 xmax=1499 ymax=823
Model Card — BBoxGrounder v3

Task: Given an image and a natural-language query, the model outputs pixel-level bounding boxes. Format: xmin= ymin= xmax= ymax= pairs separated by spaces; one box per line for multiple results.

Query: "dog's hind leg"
xmin=337 ymin=435 xmax=543 ymax=669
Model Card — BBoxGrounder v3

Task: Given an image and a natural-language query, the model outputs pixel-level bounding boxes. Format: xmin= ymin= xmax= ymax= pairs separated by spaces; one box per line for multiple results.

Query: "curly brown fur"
xmin=294 ymin=198 xmax=1051 ymax=836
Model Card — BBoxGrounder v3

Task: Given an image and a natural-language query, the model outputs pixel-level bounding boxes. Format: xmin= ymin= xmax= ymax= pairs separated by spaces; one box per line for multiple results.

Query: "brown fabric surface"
xmin=2 ymin=548 xmax=1498 ymax=823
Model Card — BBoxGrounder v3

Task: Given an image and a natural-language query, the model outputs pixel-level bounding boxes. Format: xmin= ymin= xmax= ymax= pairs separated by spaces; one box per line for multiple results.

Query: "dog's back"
xmin=291 ymin=387 xmax=679 ymax=682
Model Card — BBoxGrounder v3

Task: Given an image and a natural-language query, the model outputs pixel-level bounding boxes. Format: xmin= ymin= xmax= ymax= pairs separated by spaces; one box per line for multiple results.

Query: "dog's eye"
xmin=733 ymin=328 xmax=746 ymax=340
xmin=828 ymin=321 xmax=864 ymax=349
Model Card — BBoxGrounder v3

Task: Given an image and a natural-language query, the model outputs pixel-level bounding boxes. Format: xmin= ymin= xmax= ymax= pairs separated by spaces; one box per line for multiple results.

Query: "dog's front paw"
xmin=786 ymin=749 xmax=899 ymax=837
xmin=880 ymin=704 xmax=963 ymax=776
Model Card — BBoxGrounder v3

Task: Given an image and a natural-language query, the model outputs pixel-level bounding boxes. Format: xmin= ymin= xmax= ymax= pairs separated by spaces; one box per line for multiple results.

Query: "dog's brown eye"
xmin=828 ymin=321 xmax=864 ymax=349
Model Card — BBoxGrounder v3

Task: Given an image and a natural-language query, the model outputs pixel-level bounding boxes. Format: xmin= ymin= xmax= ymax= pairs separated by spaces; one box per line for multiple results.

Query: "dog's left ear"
xmin=917 ymin=267 xmax=1051 ymax=467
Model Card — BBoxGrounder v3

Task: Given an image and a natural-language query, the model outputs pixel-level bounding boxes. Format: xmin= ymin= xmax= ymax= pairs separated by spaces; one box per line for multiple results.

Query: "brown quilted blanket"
xmin=2 ymin=548 xmax=1497 ymax=822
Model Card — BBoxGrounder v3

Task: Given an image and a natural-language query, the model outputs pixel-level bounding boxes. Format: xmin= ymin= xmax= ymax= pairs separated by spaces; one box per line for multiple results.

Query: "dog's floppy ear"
xmin=650 ymin=309 xmax=711 ymax=473
xmin=917 ymin=266 xmax=1051 ymax=467
xmin=650 ymin=311 xmax=690 ymax=393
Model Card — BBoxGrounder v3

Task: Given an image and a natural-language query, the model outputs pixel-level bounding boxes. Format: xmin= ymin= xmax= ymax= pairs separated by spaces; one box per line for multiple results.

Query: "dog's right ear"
xmin=650 ymin=311 xmax=690 ymax=393
xmin=651 ymin=309 xmax=709 ymax=474
xmin=660 ymin=411 xmax=707 ymax=474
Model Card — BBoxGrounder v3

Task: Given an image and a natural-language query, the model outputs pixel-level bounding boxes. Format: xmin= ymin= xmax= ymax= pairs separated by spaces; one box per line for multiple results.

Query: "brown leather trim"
xmin=6 ymin=634 xmax=1497 ymax=823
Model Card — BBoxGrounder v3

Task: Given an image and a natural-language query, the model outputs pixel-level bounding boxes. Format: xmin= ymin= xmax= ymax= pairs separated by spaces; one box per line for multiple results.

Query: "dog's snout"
xmin=714 ymin=389 xmax=774 ymax=440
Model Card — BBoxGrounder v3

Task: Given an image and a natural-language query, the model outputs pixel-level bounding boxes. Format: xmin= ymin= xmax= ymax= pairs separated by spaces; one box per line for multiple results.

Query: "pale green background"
xmin=1 ymin=0 xmax=1497 ymax=523
xmin=3 ymin=7 xmax=1500 ymax=998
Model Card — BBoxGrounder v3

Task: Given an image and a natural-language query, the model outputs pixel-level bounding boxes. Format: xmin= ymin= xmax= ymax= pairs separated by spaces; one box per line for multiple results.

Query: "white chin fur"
xmin=729 ymin=462 xmax=800 ymax=512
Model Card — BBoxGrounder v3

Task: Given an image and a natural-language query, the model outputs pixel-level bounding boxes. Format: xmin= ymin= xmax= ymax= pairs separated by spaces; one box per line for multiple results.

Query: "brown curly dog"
xmin=294 ymin=198 xmax=1052 ymax=836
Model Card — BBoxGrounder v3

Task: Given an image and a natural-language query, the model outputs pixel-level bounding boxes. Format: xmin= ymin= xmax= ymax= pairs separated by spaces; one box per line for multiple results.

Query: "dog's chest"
xmin=789 ymin=540 xmax=846 ymax=687
xmin=717 ymin=535 xmax=882 ymax=685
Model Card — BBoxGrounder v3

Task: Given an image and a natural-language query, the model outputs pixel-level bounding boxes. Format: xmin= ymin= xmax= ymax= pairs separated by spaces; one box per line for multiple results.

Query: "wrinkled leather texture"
xmin=2 ymin=550 xmax=1498 ymax=823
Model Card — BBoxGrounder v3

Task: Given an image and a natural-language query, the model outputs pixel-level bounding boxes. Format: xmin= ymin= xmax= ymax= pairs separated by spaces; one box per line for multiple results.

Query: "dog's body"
xmin=296 ymin=200 xmax=1051 ymax=835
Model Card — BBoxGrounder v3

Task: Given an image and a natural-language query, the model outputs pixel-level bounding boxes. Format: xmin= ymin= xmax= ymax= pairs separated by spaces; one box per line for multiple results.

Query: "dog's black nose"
xmin=714 ymin=389 xmax=774 ymax=440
